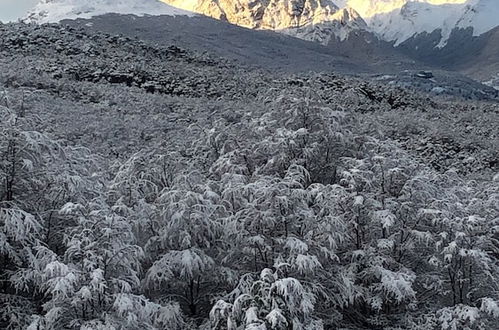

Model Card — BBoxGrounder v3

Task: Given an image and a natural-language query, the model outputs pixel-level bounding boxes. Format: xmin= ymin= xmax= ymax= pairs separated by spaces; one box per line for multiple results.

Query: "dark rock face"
xmin=395 ymin=26 xmax=499 ymax=84
xmin=396 ymin=27 xmax=487 ymax=69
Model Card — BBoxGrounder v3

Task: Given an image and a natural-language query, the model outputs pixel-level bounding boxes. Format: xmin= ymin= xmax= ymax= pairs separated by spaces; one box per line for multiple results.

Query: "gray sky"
xmin=0 ymin=0 xmax=38 ymax=22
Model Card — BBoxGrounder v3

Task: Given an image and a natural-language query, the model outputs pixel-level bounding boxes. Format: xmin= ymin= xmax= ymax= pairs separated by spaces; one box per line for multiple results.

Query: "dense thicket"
xmin=1 ymin=22 xmax=498 ymax=330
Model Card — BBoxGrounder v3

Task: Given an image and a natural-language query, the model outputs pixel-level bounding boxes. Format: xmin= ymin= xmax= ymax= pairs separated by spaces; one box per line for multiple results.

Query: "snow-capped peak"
xmin=339 ymin=0 xmax=499 ymax=46
xmin=334 ymin=0 xmax=469 ymax=20
xmin=24 ymin=0 xmax=195 ymax=24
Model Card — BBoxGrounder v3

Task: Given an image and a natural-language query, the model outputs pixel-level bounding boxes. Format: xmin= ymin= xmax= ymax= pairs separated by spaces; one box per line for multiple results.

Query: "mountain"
xmin=161 ymin=0 xmax=367 ymax=44
xmin=22 ymin=0 xmax=499 ymax=86
xmin=57 ymin=13 xmax=498 ymax=100
xmin=457 ymin=26 xmax=499 ymax=88
xmin=158 ymin=0 xmax=499 ymax=85
xmin=365 ymin=0 xmax=499 ymax=46
xmin=25 ymin=1 xmax=499 ymax=48
xmin=165 ymin=0 xmax=342 ymax=29
xmin=24 ymin=0 xmax=194 ymax=24
xmin=161 ymin=1 xmax=499 ymax=46
xmin=368 ymin=1 xmax=469 ymax=47
xmin=61 ymin=13 xmax=413 ymax=74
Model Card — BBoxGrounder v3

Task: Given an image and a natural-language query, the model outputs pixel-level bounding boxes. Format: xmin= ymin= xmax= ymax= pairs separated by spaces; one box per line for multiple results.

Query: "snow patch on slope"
xmin=483 ymin=73 xmax=499 ymax=91
xmin=457 ymin=0 xmax=499 ymax=36
xmin=24 ymin=0 xmax=194 ymax=24
xmin=333 ymin=0 xmax=468 ymax=19
xmin=369 ymin=1 xmax=467 ymax=46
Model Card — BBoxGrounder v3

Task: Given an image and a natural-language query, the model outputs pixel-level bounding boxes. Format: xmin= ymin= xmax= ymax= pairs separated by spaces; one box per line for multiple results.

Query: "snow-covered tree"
xmin=210 ymin=267 xmax=323 ymax=330
xmin=0 ymin=104 xmax=98 ymax=329
xmin=31 ymin=198 xmax=185 ymax=329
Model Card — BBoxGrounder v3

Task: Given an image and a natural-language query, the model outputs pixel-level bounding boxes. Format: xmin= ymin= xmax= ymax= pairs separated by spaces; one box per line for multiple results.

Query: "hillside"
xmin=393 ymin=25 xmax=499 ymax=87
xmin=60 ymin=13 xmax=419 ymax=75
xmin=460 ymin=27 xmax=499 ymax=87
xmin=21 ymin=0 xmax=499 ymax=88
xmin=0 ymin=21 xmax=498 ymax=330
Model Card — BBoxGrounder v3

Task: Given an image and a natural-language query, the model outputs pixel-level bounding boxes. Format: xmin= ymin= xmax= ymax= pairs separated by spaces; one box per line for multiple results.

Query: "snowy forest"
xmin=1 ymin=23 xmax=499 ymax=330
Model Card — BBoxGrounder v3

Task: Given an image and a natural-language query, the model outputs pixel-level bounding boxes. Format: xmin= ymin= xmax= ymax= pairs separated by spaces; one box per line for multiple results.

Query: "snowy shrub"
xmin=210 ymin=268 xmax=323 ymax=330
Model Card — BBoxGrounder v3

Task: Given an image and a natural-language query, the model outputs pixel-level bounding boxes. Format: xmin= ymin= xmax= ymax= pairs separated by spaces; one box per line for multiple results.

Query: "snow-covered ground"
xmin=484 ymin=73 xmax=499 ymax=91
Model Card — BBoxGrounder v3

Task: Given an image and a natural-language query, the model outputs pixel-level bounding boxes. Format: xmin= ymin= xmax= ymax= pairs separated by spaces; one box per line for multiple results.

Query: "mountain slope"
xmin=161 ymin=0 xmax=499 ymax=46
xmin=459 ymin=27 xmax=499 ymax=88
xmin=366 ymin=0 xmax=499 ymax=46
xmin=25 ymin=0 xmax=499 ymax=47
xmin=456 ymin=0 xmax=499 ymax=36
xmin=58 ymin=14 xmax=498 ymax=100
xmin=24 ymin=0 xmax=194 ymax=24
xmin=161 ymin=0 xmax=367 ymax=44
xmin=392 ymin=23 xmax=499 ymax=87
xmin=22 ymin=0 xmax=499 ymax=87
xmin=368 ymin=1 xmax=468 ymax=46
xmin=61 ymin=13 xmax=409 ymax=74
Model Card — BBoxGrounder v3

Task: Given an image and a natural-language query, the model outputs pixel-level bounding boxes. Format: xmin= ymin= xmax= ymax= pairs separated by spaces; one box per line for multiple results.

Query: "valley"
xmin=0 ymin=1 xmax=498 ymax=329
xmin=23 ymin=0 xmax=499 ymax=90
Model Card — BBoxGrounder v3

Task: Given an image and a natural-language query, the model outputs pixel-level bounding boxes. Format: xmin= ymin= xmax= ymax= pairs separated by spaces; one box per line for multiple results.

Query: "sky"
xmin=0 ymin=0 xmax=38 ymax=22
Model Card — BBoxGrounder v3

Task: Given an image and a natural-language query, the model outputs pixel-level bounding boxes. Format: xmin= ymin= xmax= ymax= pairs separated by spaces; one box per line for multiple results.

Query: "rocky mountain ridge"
xmin=162 ymin=0 xmax=367 ymax=43
xmin=25 ymin=0 xmax=499 ymax=47
xmin=160 ymin=0 xmax=499 ymax=46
